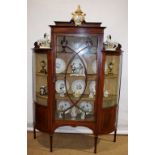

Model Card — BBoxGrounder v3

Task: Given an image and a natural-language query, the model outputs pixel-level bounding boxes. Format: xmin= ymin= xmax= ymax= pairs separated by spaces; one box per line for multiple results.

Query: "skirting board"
xmin=27 ymin=123 xmax=128 ymax=135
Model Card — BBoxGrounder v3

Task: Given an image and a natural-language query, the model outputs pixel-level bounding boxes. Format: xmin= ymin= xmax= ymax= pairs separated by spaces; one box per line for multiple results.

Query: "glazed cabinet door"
xmin=99 ymin=52 xmax=122 ymax=134
xmin=54 ymin=35 xmax=98 ymax=121
xmin=103 ymin=53 xmax=122 ymax=108
xmin=33 ymin=50 xmax=49 ymax=132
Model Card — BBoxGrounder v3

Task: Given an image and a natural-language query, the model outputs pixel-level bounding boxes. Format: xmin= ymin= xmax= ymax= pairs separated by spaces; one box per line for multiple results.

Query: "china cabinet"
xmin=32 ymin=6 xmax=123 ymax=153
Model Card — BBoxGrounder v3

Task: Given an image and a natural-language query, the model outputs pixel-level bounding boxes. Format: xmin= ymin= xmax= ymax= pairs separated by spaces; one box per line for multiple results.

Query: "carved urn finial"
xmin=71 ymin=5 xmax=86 ymax=26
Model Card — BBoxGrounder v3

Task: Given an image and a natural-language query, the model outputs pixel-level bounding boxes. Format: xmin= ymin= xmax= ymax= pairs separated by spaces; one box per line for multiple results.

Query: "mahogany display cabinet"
xmin=32 ymin=16 xmax=123 ymax=153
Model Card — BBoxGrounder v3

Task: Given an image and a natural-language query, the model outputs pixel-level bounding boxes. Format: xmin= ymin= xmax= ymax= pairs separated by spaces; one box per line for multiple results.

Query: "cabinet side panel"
xmin=35 ymin=103 xmax=48 ymax=132
xmin=98 ymin=106 xmax=117 ymax=134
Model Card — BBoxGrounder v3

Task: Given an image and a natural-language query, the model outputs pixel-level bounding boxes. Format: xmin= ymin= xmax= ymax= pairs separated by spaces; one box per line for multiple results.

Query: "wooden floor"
xmin=27 ymin=132 xmax=128 ymax=155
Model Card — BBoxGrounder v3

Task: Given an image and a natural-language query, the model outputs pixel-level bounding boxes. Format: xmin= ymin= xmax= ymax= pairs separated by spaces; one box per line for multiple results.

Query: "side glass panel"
xmin=55 ymin=36 xmax=98 ymax=121
xmin=34 ymin=53 xmax=48 ymax=106
xmin=103 ymin=54 xmax=122 ymax=108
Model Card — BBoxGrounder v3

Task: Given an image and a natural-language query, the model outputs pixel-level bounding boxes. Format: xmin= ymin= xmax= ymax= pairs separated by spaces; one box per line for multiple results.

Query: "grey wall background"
xmin=27 ymin=0 xmax=128 ymax=133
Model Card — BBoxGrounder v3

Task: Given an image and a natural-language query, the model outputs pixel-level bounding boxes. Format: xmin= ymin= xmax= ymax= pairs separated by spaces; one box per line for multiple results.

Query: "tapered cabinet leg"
xmin=50 ymin=135 xmax=53 ymax=152
xmin=33 ymin=127 xmax=36 ymax=139
xmin=113 ymin=130 xmax=117 ymax=142
xmin=94 ymin=135 xmax=98 ymax=153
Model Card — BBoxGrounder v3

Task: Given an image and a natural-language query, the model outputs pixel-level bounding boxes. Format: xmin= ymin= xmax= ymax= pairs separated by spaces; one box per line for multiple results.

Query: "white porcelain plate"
xmin=71 ymin=80 xmax=85 ymax=94
xmin=57 ymin=101 xmax=70 ymax=111
xmin=56 ymin=58 xmax=66 ymax=73
xmin=79 ymin=101 xmax=93 ymax=112
xmin=55 ymin=80 xmax=69 ymax=93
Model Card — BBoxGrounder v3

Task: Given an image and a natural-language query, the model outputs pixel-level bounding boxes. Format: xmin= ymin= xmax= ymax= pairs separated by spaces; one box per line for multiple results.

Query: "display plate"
xmin=57 ymin=100 xmax=70 ymax=112
xmin=55 ymin=80 xmax=69 ymax=93
xmin=71 ymin=80 xmax=85 ymax=96
xmin=79 ymin=101 xmax=93 ymax=112
xmin=56 ymin=58 xmax=66 ymax=73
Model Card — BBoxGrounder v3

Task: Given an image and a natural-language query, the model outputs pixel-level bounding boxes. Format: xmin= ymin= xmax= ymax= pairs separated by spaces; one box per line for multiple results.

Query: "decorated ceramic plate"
xmin=71 ymin=58 xmax=87 ymax=75
xmin=57 ymin=101 xmax=70 ymax=111
xmin=55 ymin=80 xmax=69 ymax=93
xmin=79 ymin=101 xmax=93 ymax=112
xmin=71 ymin=80 xmax=85 ymax=95
xmin=92 ymin=60 xmax=97 ymax=73
xmin=56 ymin=58 xmax=66 ymax=73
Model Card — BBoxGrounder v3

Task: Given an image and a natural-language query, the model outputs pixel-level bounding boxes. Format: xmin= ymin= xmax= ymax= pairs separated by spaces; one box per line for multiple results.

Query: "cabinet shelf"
xmin=103 ymin=102 xmax=116 ymax=108
xmin=104 ymin=74 xmax=118 ymax=79
xmin=103 ymin=95 xmax=117 ymax=108
xmin=36 ymin=92 xmax=48 ymax=106
xmin=36 ymin=92 xmax=48 ymax=99
xmin=56 ymin=93 xmax=96 ymax=101
xmin=36 ymin=72 xmax=48 ymax=77
xmin=55 ymin=113 xmax=94 ymax=121
xmin=56 ymin=73 xmax=97 ymax=80
xmin=103 ymin=94 xmax=117 ymax=100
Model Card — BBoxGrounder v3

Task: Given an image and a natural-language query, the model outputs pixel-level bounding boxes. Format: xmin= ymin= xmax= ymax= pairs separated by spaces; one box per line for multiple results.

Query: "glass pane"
xmin=34 ymin=53 xmax=48 ymax=106
xmin=55 ymin=35 xmax=98 ymax=121
xmin=103 ymin=55 xmax=122 ymax=108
